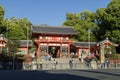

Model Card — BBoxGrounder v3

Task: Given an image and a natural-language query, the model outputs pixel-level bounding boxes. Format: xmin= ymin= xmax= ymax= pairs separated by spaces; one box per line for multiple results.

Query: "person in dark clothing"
xmin=105 ymin=59 xmax=110 ymax=68
xmin=53 ymin=59 xmax=58 ymax=69
xmin=69 ymin=60 xmax=73 ymax=69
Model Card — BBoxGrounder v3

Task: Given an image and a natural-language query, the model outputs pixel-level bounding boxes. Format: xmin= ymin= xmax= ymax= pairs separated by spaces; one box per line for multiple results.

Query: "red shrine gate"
xmin=32 ymin=26 xmax=76 ymax=58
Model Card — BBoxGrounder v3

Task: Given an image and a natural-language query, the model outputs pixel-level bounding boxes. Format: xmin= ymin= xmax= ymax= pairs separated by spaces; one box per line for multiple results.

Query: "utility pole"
xmin=27 ymin=27 xmax=29 ymax=54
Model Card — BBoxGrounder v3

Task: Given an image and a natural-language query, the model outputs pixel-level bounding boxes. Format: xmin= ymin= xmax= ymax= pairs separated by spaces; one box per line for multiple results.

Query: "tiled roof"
xmin=0 ymin=36 xmax=8 ymax=42
xmin=74 ymin=42 xmax=96 ymax=47
xmin=20 ymin=40 xmax=32 ymax=47
xmin=31 ymin=25 xmax=77 ymax=35
xmin=97 ymin=37 xmax=118 ymax=46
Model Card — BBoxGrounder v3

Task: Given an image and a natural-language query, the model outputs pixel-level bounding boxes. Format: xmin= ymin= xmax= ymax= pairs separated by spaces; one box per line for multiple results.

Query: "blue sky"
xmin=0 ymin=0 xmax=111 ymax=26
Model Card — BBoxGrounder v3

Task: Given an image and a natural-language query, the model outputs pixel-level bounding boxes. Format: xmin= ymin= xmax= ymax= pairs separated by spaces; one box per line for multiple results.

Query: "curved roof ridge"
xmin=32 ymin=25 xmax=77 ymax=35
xmin=74 ymin=42 xmax=96 ymax=43
xmin=32 ymin=25 xmax=73 ymax=28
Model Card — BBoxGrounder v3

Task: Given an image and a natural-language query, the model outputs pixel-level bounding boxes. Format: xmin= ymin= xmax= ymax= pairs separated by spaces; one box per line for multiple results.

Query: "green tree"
xmin=96 ymin=0 xmax=120 ymax=43
xmin=0 ymin=40 xmax=21 ymax=62
xmin=5 ymin=17 xmax=32 ymax=40
xmin=15 ymin=18 xmax=32 ymax=39
xmin=63 ymin=11 xmax=97 ymax=42
xmin=6 ymin=17 xmax=25 ymax=40
xmin=0 ymin=6 xmax=4 ymax=21
xmin=0 ymin=5 xmax=5 ymax=35
xmin=6 ymin=40 xmax=20 ymax=55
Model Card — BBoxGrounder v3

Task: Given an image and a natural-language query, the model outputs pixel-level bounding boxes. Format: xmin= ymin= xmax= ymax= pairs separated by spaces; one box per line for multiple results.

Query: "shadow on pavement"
xmin=80 ymin=69 xmax=120 ymax=77
xmin=0 ymin=70 xmax=97 ymax=80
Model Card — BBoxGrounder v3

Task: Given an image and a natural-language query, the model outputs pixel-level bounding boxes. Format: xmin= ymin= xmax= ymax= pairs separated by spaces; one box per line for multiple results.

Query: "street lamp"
xmin=10 ymin=40 xmax=15 ymax=70
xmin=88 ymin=29 xmax=91 ymax=55
xmin=6 ymin=16 xmax=9 ymax=39
xmin=13 ymin=51 xmax=15 ymax=70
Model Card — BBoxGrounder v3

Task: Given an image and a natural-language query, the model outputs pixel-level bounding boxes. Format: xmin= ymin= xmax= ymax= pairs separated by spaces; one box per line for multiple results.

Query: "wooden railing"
xmin=35 ymin=39 xmax=74 ymax=43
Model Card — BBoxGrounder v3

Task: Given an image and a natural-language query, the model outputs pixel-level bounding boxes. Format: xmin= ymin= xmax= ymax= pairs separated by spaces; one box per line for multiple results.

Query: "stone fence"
xmin=23 ymin=62 xmax=120 ymax=70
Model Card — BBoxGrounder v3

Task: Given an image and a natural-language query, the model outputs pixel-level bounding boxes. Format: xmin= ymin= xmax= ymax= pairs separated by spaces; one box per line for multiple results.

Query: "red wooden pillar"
xmin=77 ymin=48 xmax=80 ymax=58
xmin=26 ymin=47 xmax=28 ymax=54
xmin=96 ymin=49 xmax=99 ymax=55
xmin=68 ymin=44 xmax=70 ymax=58
xmin=56 ymin=47 xmax=60 ymax=58
xmin=60 ymin=42 xmax=62 ymax=58
xmin=37 ymin=42 xmax=40 ymax=59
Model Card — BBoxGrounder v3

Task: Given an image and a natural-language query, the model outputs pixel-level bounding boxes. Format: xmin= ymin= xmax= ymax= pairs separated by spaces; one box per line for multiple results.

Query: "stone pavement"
xmin=0 ymin=69 xmax=120 ymax=80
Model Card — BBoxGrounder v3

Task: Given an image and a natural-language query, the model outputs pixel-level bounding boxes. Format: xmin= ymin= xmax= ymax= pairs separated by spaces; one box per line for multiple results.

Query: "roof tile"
xmin=32 ymin=25 xmax=76 ymax=35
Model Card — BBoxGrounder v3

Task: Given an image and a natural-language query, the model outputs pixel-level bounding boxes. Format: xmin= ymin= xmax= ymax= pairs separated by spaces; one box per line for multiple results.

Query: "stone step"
xmin=25 ymin=58 xmax=90 ymax=70
xmin=33 ymin=58 xmax=83 ymax=64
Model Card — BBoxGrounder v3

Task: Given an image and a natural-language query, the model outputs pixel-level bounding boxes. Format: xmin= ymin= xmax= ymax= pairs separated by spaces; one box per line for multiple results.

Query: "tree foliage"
xmin=0 ymin=6 xmax=5 ymax=34
xmin=96 ymin=0 xmax=120 ymax=43
xmin=0 ymin=17 xmax=32 ymax=40
xmin=63 ymin=0 xmax=120 ymax=43
xmin=0 ymin=5 xmax=32 ymax=40
xmin=6 ymin=17 xmax=32 ymax=40
xmin=63 ymin=11 xmax=97 ymax=42
xmin=0 ymin=6 xmax=4 ymax=20
xmin=6 ymin=40 xmax=20 ymax=54
xmin=0 ymin=5 xmax=32 ymax=62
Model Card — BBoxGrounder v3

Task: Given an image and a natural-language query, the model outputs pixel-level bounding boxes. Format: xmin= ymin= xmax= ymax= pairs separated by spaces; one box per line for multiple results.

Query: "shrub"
xmin=106 ymin=54 xmax=120 ymax=60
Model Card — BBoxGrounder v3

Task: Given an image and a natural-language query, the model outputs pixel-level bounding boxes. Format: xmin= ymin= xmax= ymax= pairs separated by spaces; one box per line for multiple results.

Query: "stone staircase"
xmin=26 ymin=57 xmax=90 ymax=70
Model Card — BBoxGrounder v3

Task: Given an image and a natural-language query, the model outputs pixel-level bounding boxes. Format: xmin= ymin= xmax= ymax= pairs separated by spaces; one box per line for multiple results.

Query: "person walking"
xmin=53 ymin=59 xmax=58 ymax=69
xmin=39 ymin=60 xmax=43 ymax=70
xmin=69 ymin=59 xmax=73 ymax=69
xmin=105 ymin=59 xmax=110 ymax=68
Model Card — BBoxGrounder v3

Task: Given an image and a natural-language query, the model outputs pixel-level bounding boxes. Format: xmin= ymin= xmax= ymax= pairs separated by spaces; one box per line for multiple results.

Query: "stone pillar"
xmin=100 ymin=43 xmax=105 ymax=63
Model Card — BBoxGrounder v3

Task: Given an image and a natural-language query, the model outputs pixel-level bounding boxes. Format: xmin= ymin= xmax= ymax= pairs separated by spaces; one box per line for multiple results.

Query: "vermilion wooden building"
xmin=18 ymin=40 xmax=32 ymax=55
xmin=31 ymin=26 xmax=118 ymax=63
xmin=0 ymin=35 xmax=7 ymax=53
xmin=0 ymin=35 xmax=32 ymax=55
xmin=0 ymin=26 xmax=119 ymax=63
xmin=31 ymin=25 xmax=76 ymax=58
